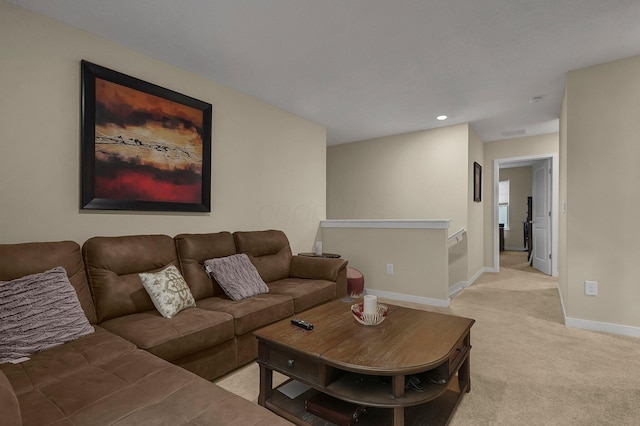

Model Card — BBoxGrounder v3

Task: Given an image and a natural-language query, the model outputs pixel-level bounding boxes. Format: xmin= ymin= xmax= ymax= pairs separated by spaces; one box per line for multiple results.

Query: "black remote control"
xmin=291 ymin=318 xmax=314 ymax=330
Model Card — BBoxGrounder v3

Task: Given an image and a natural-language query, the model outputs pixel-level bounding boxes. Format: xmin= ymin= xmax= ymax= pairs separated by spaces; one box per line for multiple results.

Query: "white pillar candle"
xmin=363 ymin=295 xmax=377 ymax=315
xmin=314 ymin=241 xmax=323 ymax=256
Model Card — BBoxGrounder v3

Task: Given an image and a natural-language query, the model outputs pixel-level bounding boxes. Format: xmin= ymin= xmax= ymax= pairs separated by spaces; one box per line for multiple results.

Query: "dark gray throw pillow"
xmin=204 ymin=254 xmax=269 ymax=301
xmin=0 ymin=266 xmax=94 ymax=364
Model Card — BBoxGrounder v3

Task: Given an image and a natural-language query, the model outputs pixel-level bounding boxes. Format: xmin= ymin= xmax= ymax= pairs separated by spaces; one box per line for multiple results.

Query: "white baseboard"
xmin=448 ymin=268 xmax=485 ymax=298
xmin=557 ymin=283 xmax=640 ymax=338
xmin=556 ymin=282 xmax=567 ymax=320
xmin=448 ymin=281 xmax=466 ymax=298
xmin=365 ymin=267 xmax=486 ymax=308
xmin=365 ymin=289 xmax=450 ymax=308
xmin=564 ymin=317 xmax=640 ymax=338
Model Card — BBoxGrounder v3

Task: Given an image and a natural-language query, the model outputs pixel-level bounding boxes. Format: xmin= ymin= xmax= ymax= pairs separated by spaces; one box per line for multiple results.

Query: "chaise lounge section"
xmin=0 ymin=230 xmax=347 ymax=425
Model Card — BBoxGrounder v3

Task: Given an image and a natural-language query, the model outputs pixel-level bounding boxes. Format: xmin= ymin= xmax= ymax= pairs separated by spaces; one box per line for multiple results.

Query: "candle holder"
xmin=351 ymin=303 xmax=389 ymax=326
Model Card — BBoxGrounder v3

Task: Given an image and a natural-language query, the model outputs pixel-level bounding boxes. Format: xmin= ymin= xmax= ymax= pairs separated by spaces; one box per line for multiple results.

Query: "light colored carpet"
xmin=216 ymin=251 xmax=640 ymax=425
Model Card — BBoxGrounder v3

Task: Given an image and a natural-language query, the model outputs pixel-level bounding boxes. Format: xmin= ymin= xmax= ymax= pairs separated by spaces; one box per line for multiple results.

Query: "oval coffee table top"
xmin=254 ymin=299 xmax=474 ymax=375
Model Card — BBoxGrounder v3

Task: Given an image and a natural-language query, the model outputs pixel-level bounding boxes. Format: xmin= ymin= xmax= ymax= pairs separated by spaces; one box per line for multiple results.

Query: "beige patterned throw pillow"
xmin=139 ymin=265 xmax=196 ymax=318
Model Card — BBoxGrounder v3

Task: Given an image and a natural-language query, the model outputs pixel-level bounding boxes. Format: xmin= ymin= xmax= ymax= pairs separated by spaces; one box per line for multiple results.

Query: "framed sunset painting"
xmin=80 ymin=60 xmax=212 ymax=212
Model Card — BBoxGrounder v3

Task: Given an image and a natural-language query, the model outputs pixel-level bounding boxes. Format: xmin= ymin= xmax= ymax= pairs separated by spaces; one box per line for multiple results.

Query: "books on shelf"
xmin=305 ymin=392 xmax=368 ymax=425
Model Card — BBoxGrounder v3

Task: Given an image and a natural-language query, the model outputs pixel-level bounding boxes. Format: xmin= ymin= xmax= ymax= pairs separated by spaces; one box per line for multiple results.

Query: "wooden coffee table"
xmin=255 ymin=300 xmax=475 ymax=425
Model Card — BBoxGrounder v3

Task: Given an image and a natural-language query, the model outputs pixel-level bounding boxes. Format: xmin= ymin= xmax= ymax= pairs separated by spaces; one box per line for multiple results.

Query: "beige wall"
xmin=322 ymin=227 xmax=449 ymax=303
xmin=483 ymin=134 xmax=559 ymax=269
xmin=558 ymin=88 xmax=569 ymax=308
xmin=0 ymin=1 xmax=326 ymax=252
xmin=467 ymin=127 xmax=484 ymax=278
xmin=499 ymin=167 xmax=532 ymax=249
xmin=563 ymin=55 xmax=640 ymax=328
xmin=327 ymin=124 xmax=469 ymax=232
xmin=326 ymin=124 xmax=484 ymax=300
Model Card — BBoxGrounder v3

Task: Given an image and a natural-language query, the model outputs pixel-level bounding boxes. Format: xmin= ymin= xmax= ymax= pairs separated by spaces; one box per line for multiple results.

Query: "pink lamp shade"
xmin=346 ymin=267 xmax=365 ymax=298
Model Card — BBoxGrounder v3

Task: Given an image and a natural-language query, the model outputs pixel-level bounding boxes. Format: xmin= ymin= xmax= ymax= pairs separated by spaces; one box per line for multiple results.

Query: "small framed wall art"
xmin=80 ymin=60 xmax=212 ymax=212
xmin=473 ymin=162 xmax=482 ymax=202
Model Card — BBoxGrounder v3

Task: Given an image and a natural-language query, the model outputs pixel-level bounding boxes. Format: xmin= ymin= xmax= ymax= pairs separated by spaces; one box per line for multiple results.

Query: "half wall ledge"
xmin=320 ymin=219 xmax=451 ymax=229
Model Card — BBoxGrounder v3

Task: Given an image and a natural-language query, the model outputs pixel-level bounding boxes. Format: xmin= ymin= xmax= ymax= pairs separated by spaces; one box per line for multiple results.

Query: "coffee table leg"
xmin=258 ymin=364 xmax=273 ymax=407
xmin=393 ymin=407 xmax=405 ymax=425
xmin=460 ymin=353 xmax=471 ymax=393
xmin=391 ymin=375 xmax=405 ymax=425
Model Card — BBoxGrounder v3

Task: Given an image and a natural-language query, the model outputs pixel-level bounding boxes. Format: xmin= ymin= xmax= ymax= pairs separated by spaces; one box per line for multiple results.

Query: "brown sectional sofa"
xmin=0 ymin=230 xmax=347 ymax=426
xmin=176 ymin=230 xmax=346 ymax=370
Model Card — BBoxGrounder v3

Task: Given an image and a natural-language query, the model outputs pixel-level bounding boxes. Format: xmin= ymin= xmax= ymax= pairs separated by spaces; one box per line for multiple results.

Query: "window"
xmin=498 ymin=180 xmax=509 ymax=229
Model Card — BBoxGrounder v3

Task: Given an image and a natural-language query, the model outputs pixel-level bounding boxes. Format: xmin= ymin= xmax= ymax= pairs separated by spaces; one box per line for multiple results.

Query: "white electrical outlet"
xmin=386 ymin=264 xmax=394 ymax=275
xmin=584 ymin=280 xmax=598 ymax=296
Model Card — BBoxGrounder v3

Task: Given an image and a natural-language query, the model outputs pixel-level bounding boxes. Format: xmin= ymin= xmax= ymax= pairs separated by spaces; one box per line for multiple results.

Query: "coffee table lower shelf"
xmin=255 ymin=301 xmax=474 ymax=426
xmin=265 ymin=375 xmax=468 ymax=426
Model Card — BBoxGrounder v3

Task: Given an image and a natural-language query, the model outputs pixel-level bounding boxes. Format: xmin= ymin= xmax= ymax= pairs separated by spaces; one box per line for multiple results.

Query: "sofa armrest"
xmin=290 ymin=256 xmax=349 ymax=298
xmin=290 ymin=256 xmax=348 ymax=282
xmin=0 ymin=369 xmax=21 ymax=426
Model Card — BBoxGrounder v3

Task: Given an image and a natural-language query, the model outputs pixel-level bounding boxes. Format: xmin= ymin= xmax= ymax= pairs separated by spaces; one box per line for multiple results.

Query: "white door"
xmin=532 ymin=160 xmax=551 ymax=275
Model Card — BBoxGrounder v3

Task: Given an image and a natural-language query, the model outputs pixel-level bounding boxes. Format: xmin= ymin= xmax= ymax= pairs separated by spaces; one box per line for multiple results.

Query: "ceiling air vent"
xmin=500 ymin=129 xmax=527 ymax=138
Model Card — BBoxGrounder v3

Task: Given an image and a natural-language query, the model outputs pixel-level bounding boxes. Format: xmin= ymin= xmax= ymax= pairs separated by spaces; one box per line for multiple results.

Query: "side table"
xmin=297 ymin=252 xmax=341 ymax=258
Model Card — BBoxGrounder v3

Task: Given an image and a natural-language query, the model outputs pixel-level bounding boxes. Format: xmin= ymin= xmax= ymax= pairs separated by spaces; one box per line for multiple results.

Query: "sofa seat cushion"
xmin=99 ymin=308 xmax=234 ymax=361
xmin=2 ymin=327 xmax=136 ymax=394
xmin=1 ymin=327 xmax=292 ymax=426
xmin=267 ymin=278 xmax=336 ymax=313
xmin=100 ymin=375 xmax=294 ymax=426
xmin=0 ymin=369 xmax=21 ymax=426
xmin=197 ymin=294 xmax=294 ymax=335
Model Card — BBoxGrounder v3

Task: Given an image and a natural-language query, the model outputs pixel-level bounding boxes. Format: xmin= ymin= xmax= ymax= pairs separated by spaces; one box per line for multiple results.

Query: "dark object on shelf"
xmin=499 ymin=224 xmax=505 ymax=252
xmin=298 ymin=252 xmax=341 ymax=258
xmin=305 ymin=393 xmax=368 ymax=425
xmin=405 ymin=375 xmax=424 ymax=392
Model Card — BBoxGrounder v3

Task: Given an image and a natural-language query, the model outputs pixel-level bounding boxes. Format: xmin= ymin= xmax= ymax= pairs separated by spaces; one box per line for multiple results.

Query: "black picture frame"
xmin=473 ymin=162 xmax=482 ymax=202
xmin=81 ymin=60 xmax=212 ymax=212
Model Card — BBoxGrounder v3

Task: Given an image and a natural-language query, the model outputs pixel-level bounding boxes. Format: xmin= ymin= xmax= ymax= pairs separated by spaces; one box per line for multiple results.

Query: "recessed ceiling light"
xmin=436 ymin=115 xmax=448 ymax=121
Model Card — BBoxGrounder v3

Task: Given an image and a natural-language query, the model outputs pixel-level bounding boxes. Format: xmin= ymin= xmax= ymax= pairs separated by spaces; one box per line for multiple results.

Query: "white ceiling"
xmin=9 ymin=0 xmax=640 ymax=145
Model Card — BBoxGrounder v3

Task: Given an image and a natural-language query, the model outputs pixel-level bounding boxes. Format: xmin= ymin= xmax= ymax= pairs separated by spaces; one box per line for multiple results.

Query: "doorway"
xmin=493 ymin=154 xmax=558 ymax=277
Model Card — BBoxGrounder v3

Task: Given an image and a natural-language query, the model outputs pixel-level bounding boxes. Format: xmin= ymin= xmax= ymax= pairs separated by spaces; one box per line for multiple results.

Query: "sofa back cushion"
xmin=83 ymin=235 xmax=178 ymax=323
xmin=175 ymin=232 xmax=237 ymax=299
xmin=0 ymin=240 xmax=97 ymax=324
xmin=233 ymin=230 xmax=292 ymax=283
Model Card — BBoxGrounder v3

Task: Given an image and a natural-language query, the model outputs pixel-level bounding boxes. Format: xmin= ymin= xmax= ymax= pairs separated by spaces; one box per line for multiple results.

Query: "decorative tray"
xmin=351 ymin=303 xmax=389 ymax=326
